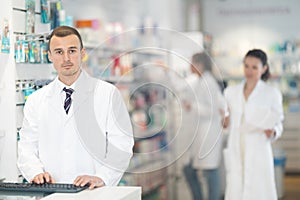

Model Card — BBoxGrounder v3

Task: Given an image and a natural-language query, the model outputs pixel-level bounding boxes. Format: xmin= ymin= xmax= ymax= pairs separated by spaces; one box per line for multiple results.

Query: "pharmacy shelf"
xmin=101 ymin=76 xmax=134 ymax=83
xmin=128 ymin=155 xmax=168 ymax=172
xmin=85 ymin=45 xmax=168 ymax=57
xmin=134 ymin=130 xmax=166 ymax=142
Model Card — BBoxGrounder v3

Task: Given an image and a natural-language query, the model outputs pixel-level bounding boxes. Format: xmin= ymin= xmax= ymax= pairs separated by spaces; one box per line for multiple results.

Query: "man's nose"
xmin=63 ymin=52 xmax=70 ymax=61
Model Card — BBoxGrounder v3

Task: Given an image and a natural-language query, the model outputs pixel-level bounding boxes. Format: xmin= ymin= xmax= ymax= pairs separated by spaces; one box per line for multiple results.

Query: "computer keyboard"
xmin=0 ymin=182 xmax=88 ymax=195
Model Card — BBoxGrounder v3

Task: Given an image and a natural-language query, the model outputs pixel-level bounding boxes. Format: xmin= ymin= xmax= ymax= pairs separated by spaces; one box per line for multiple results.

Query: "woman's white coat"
xmin=224 ymin=80 xmax=283 ymax=200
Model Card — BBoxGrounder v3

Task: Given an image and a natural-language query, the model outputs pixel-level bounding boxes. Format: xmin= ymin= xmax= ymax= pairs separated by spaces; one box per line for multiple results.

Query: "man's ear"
xmin=81 ymin=48 xmax=87 ymax=61
xmin=48 ymin=51 xmax=52 ymax=62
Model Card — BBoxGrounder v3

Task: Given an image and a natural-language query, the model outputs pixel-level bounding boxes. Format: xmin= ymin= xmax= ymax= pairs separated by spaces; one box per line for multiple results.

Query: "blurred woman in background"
xmin=223 ymin=49 xmax=284 ymax=200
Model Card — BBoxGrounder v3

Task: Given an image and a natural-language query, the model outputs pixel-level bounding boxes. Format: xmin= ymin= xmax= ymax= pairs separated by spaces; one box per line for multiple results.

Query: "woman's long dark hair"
xmin=244 ymin=49 xmax=270 ymax=81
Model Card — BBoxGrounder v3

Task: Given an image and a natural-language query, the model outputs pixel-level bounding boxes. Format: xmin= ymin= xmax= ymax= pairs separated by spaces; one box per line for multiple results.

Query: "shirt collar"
xmin=55 ymin=70 xmax=83 ymax=93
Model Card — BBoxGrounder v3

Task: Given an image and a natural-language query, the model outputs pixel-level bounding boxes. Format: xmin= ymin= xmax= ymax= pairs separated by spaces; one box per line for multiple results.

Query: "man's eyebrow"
xmin=53 ymin=46 xmax=78 ymax=51
xmin=53 ymin=48 xmax=63 ymax=52
xmin=68 ymin=46 xmax=78 ymax=49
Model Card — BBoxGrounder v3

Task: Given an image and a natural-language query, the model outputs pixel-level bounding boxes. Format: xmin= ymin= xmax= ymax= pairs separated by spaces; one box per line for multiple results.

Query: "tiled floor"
xmin=284 ymin=175 xmax=300 ymax=200
xmin=177 ymin=174 xmax=300 ymax=200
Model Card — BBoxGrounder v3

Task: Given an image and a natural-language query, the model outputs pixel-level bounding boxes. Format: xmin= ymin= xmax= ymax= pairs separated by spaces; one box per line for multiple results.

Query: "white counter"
xmin=42 ymin=186 xmax=141 ymax=200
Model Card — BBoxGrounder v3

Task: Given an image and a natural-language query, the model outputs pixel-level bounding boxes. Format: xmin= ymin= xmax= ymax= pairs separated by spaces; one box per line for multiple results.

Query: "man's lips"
xmin=62 ymin=64 xmax=73 ymax=68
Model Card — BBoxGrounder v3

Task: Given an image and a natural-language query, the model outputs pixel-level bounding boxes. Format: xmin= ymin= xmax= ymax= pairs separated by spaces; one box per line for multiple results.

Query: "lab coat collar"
xmin=45 ymin=77 xmax=66 ymax=115
xmin=45 ymin=70 xmax=96 ymax=117
xmin=46 ymin=70 xmax=93 ymax=96
xmin=241 ymin=79 xmax=263 ymax=101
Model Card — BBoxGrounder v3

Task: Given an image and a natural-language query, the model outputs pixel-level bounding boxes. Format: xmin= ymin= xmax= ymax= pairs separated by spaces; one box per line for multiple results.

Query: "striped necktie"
xmin=63 ymin=87 xmax=74 ymax=114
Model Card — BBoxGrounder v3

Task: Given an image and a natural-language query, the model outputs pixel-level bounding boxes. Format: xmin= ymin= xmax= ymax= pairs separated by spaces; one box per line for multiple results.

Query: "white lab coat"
xmin=223 ymin=80 xmax=284 ymax=200
xmin=17 ymin=70 xmax=134 ymax=186
xmin=186 ymin=72 xmax=226 ymax=169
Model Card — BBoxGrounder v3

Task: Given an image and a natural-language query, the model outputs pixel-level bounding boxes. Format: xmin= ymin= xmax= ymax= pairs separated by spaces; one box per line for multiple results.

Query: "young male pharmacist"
xmin=17 ymin=26 xmax=134 ymax=189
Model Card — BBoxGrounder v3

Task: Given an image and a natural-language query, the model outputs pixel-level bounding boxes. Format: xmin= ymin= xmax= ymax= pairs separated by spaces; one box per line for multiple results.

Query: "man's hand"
xmin=73 ymin=175 xmax=105 ymax=189
xmin=32 ymin=172 xmax=55 ymax=184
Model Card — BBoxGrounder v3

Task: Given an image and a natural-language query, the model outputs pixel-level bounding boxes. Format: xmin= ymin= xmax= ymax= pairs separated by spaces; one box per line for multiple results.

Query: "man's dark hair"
xmin=47 ymin=26 xmax=83 ymax=50
xmin=192 ymin=52 xmax=212 ymax=72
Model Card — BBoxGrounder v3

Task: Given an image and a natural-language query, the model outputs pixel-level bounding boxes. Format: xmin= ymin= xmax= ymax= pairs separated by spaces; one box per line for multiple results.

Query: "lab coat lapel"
xmin=69 ymin=70 xmax=94 ymax=118
xmin=246 ymin=80 xmax=262 ymax=102
xmin=236 ymin=81 xmax=245 ymax=112
xmin=46 ymin=80 xmax=65 ymax=116
xmin=231 ymin=82 xmax=245 ymax=159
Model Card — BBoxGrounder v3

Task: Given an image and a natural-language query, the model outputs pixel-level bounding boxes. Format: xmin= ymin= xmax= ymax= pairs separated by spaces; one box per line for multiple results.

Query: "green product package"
xmin=26 ymin=0 xmax=35 ymax=34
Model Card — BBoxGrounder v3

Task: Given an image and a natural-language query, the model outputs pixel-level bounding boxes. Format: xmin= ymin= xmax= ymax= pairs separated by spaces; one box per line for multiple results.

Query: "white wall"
xmin=202 ymin=0 xmax=300 ymax=75
xmin=0 ymin=0 xmax=18 ymax=181
xmin=62 ymin=0 xmax=185 ymax=31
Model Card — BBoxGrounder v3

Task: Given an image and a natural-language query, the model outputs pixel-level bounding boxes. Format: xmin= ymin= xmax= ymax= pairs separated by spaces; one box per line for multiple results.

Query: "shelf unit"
xmin=12 ymin=0 xmax=54 ymax=183
xmin=272 ymin=72 xmax=300 ymax=173
xmin=84 ymin=44 xmax=175 ymax=199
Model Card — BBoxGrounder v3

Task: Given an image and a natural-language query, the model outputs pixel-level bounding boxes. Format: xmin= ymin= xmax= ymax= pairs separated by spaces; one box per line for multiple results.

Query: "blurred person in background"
xmin=183 ymin=52 xmax=228 ymax=200
xmin=223 ymin=49 xmax=284 ymax=199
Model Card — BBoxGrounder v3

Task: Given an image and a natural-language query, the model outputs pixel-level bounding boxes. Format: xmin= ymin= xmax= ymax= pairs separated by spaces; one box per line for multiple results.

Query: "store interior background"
xmin=0 ymin=0 xmax=300 ymax=199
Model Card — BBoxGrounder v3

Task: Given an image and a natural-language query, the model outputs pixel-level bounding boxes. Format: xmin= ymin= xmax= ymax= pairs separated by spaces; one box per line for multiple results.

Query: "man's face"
xmin=48 ymin=35 xmax=86 ymax=80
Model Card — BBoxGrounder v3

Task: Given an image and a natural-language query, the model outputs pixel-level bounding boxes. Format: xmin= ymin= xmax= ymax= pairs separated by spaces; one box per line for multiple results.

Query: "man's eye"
xmin=55 ymin=51 xmax=63 ymax=55
xmin=69 ymin=50 xmax=76 ymax=54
